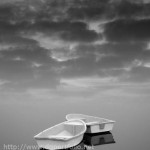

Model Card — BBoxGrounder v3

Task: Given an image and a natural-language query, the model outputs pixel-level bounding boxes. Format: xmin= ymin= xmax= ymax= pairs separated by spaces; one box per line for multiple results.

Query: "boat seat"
xmin=56 ymin=130 xmax=73 ymax=137
xmin=48 ymin=130 xmax=73 ymax=140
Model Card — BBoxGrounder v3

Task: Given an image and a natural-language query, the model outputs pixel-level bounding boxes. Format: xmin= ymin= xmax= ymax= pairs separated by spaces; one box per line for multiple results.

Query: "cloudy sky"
xmin=0 ymin=0 xmax=150 ymax=102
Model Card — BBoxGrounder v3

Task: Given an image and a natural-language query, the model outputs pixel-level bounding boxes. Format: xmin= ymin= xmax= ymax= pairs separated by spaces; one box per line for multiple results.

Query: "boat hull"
xmin=35 ymin=134 xmax=83 ymax=150
xmin=86 ymin=122 xmax=114 ymax=133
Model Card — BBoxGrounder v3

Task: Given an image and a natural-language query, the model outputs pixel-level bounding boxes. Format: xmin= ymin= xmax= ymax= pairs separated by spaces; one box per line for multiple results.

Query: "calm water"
xmin=0 ymin=98 xmax=150 ymax=150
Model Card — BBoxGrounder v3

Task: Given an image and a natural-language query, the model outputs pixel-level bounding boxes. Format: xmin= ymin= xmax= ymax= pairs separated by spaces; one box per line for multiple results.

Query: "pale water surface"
xmin=0 ymin=99 xmax=150 ymax=150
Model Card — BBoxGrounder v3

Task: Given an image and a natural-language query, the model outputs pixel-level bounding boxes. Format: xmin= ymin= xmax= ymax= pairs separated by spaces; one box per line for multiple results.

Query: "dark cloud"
xmin=0 ymin=4 xmax=14 ymax=20
xmin=0 ymin=0 xmax=109 ymax=23
xmin=114 ymin=0 xmax=148 ymax=18
xmin=139 ymin=49 xmax=150 ymax=61
xmin=99 ymin=42 xmax=145 ymax=59
xmin=66 ymin=0 xmax=150 ymax=20
xmin=0 ymin=35 xmax=38 ymax=48
xmin=104 ymin=19 xmax=150 ymax=42
xmin=1 ymin=0 xmax=150 ymax=23
xmin=59 ymin=55 xmax=100 ymax=78
xmin=57 ymin=41 xmax=149 ymax=81
xmin=76 ymin=42 xmax=145 ymax=63
xmin=125 ymin=66 xmax=150 ymax=82
xmin=67 ymin=3 xmax=108 ymax=21
xmin=0 ymin=45 xmax=60 ymax=90
xmin=1 ymin=0 xmax=150 ymax=44
xmin=60 ymin=26 xmax=99 ymax=43
xmin=1 ymin=46 xmax=51 ymax=63
xmin=0 ymin=21 xmax=32 ymax=41
xmin=0 ymin=0 xmax=150 ymax=92
xmin=30 ymin=21 xmax=100 ymax=42
xmin=0 ymin=19 xmax=99 ymax=43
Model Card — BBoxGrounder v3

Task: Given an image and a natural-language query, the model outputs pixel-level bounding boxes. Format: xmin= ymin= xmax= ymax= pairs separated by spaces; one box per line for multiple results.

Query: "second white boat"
xmin=66 ymin=114 xmax=115 ymax=134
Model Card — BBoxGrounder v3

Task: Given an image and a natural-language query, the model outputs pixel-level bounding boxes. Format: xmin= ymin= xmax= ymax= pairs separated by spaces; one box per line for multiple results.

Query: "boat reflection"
xmin=39 ymin=132 xmax=115 ymax=150
xmin=83 ymin=131 xmax=115 ymax=146
xmin=39 ymin=140 xmax=86 ymax=150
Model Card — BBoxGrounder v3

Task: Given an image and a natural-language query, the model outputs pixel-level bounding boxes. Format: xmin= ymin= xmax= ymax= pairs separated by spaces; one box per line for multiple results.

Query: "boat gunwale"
xmin=66 ymin=114 xmax=116 ymax=125
xmin=34 ymin=120 xmax=86 ymax=141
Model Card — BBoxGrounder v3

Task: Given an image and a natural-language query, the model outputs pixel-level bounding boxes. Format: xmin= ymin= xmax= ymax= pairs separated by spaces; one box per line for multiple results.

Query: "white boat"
xmin=34 ymin=120 xmax=86 ymax=150
xmin=66 ymin=114 xmax=115 ymax=134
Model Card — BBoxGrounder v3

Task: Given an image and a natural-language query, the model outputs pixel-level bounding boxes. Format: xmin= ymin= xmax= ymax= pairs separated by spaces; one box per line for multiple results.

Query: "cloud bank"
xmin=0 ymin=0 xmax=150 ymax=101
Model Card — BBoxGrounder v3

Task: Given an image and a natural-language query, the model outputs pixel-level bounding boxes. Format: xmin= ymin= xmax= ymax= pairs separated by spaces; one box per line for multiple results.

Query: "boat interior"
xmin=67 ymin=114 xmax=113 ymax=124
xmin=36 ymin=121 xmax=85 ymax=140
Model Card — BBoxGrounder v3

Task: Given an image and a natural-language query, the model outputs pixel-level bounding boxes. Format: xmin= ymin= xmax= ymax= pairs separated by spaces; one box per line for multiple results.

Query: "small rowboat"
xmin=83 ymin=131 xmax=115 ymax=146
xmin=34 ymin=120 xmax=86 ymax=150
xmin=66 ymin=114 xmax=115 ymax=133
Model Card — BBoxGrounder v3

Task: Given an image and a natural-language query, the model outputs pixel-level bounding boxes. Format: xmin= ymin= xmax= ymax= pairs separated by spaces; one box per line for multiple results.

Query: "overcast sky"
xmin=0 ymin=0 xmax=150 ymax=102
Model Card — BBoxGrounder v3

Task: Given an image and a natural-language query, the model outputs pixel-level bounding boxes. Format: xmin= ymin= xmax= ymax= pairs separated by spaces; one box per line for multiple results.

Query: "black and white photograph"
xmin=0 ymin=0 xmax=150 ymax=150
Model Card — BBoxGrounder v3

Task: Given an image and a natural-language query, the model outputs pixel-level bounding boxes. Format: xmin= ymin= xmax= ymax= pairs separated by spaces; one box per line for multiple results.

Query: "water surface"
xmin=0 ymin=98 xmax=150 ymax=150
